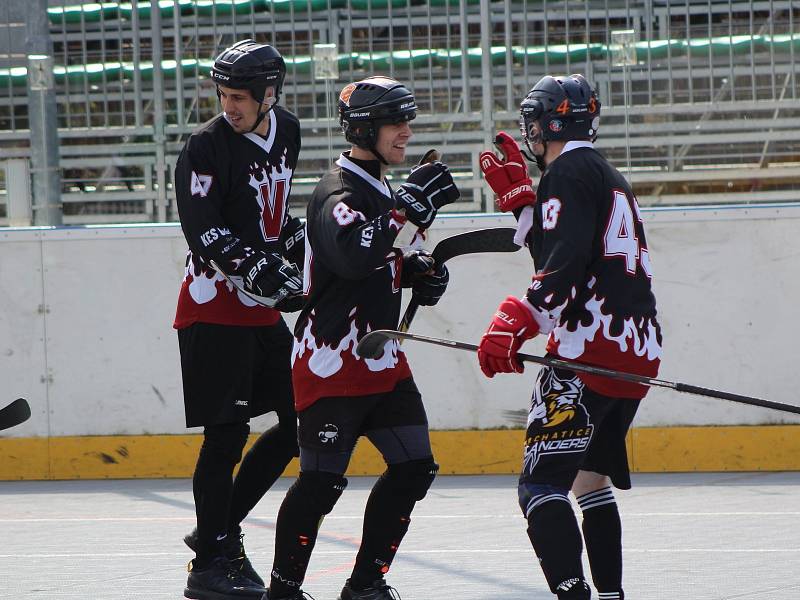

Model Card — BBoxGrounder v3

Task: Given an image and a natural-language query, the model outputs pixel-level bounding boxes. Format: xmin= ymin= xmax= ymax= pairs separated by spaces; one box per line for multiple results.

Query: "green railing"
xmin=2 ymin=34 xmax=798 ymax=87
xmin=47 ymin=0 xmax=479 ymax=24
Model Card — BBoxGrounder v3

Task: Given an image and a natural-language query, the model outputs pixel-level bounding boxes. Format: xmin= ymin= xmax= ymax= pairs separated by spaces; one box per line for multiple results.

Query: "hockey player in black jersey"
xmin=477 ymin=74 xmax=663 ymax=600
xmin=262 ymin=76 xmax=459 ymax=600
xmin=173 ymin=39 xmax=306 ymax=600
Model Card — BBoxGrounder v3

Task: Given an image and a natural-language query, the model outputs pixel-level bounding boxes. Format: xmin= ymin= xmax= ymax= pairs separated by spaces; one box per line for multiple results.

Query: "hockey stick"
xmin=399 ymin=227 xmax=519 ymax=332
xmin=356 ymin=330 xmax=800 ymax=415
xmin=209 ymin=259 xmax=273 ymax=307
xmin=0 ymin=398 xmax=31 ymax=431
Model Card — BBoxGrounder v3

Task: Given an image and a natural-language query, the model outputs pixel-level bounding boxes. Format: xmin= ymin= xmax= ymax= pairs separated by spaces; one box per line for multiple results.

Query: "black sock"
xmin=349 ymin=479 xmax=414 ymax=588
xmin=228 ymin=424 xmax=297 ymax=532
xmin=526 ymin=497 xmax=586 ymax=594
xmin=350 ymin=460 xmax=436 ymax=589
xmin=577 ymin=487 xmax=624 ymax=599
xmin=192 ymin=442 xmax=237 ymax=566
xmin=269 ymin=472 xmax=346 ymax=598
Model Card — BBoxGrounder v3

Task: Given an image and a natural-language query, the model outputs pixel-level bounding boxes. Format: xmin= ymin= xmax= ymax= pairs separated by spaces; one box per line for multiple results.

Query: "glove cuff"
xmin=493 ymin=295 xmax=540 ymax=340
xmin=497 ymin=181 xmax=535 ymax=212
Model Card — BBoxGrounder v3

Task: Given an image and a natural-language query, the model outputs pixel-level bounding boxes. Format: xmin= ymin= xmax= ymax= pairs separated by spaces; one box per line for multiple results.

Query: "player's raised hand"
xmin=479 ymin=131 xmax=536 ymax=212
xmin=395 ymin=161 xmax=460 ymax=229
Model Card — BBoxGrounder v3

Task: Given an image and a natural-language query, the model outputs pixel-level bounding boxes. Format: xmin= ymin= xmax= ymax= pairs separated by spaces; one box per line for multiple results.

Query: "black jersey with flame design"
xmin=291 ymin=152 xmax=412 ymax=410
xmin=523 ymin=142 xmax=662 ymax=399
xmin=173 ymin=107 xmax=301 ymax=329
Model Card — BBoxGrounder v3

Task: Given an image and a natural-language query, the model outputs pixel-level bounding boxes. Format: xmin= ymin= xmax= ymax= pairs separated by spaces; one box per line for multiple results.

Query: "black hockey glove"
xmin=395 ymin=161 xmax=460 ymax=229
xmin=400 ymin=250 xmax=449 ymax=306
xmin=279 ymin=216 xmax=305 ymax=269
xmin=400 ymin=249 xmax=436 ymax=288
xmin=412 ymin=263 xmax=449 ymax=306
xmin=238 ymin=251 xmax=304 ymax=312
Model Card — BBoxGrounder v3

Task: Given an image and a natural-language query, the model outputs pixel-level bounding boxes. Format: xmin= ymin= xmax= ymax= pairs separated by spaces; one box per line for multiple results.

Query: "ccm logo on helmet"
xmin=212 ymin=72 xmax=230 ymax=81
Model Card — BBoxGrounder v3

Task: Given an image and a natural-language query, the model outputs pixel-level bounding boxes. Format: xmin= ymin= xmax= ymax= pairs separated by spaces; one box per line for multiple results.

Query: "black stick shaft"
xmin=366 ymin=330 xmax=800 ymax=416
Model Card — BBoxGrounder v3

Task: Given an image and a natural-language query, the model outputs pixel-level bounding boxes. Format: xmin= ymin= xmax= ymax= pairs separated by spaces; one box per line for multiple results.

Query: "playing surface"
xmin=1 ymin=473 xmax=798 ymax=599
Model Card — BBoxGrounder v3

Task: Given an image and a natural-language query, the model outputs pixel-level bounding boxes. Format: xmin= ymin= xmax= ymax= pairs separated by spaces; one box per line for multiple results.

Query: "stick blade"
xmin=431 ymin=227 xmax=519 ymax=264
xmin=0 ymin=398 xmax=31 ymax=431
xmin=356 ymin=330 xmax=401 ymax=360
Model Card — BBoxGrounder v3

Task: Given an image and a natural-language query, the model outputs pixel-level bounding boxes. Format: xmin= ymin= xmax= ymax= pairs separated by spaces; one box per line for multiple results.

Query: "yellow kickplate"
xmin=1 ymin=426 xmax=798 ymax=480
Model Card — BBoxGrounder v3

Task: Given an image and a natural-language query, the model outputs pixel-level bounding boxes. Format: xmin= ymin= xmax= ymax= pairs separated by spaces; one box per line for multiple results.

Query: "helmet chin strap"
xmin=522 ymin=127 xmax=548 ymax=172
xmin=366 ymin=123 xmax=388 ymax=165
xmin=368 ymin=143 xmax=389 ymax=165
xmin=246 ymin=97 xmax=277 ymax=134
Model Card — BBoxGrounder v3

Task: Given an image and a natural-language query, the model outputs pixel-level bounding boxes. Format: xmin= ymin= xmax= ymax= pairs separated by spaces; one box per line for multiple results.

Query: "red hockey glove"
xmin=478 ymin=132 xmax=536 ymax=212
xmin=478 ymin=296 xmax=540 ymax=378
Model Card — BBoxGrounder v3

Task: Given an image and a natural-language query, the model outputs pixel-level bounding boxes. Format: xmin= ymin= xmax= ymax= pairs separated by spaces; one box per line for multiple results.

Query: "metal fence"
xmin=1 ymin=0 xmax=799 ymax=225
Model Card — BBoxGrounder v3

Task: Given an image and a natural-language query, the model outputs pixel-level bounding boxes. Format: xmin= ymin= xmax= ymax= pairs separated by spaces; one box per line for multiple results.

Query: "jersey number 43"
xmin=603 ymin=190 xmax=652 ymax=278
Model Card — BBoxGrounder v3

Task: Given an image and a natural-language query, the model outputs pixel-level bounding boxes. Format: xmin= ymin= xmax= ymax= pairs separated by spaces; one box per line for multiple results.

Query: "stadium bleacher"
xmin=0 ymin=0 xmax=798 ymax=224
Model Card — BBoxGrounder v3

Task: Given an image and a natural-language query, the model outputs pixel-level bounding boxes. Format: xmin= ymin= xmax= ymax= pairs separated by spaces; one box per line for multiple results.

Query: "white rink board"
xmin=1 ymin=206 xmax=799 ymax=437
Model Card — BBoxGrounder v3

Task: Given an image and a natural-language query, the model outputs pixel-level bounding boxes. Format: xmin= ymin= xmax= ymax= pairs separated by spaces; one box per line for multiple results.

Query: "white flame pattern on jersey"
xmin=184 ymin=254 xmax=259 ymax=307
xmin=552 ymin=293 xmax=662 ymax=361
xmin=292 ymin=308 xmax=401 ymax=378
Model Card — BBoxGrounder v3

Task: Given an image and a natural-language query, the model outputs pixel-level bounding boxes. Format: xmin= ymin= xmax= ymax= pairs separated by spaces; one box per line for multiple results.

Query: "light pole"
xmin=611 ymin=29 xmax=637 ymax=185
xmin=313 ymin=43 xmax=340 ymax=167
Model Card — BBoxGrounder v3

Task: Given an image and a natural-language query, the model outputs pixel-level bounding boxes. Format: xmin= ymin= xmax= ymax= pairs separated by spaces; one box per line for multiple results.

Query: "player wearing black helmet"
xmin=210 ymin=39 xmax=286 ymax=133
xmin=478 ymin=74 xmax=662 ymax=600
xmin=262 ymin=76 xmax=459 ymax=600
xmin=174 ymin=38 xmax=305 ymax=600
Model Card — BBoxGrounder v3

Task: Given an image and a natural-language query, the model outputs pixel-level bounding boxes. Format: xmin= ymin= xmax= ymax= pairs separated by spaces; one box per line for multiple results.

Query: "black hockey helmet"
xmin=338 ymin=76 xmax=417 ymax=158
xmin=519 ymin=74 xmax=600 ymax=150
xmin=210 ymin=39 xmax=286 ymax=106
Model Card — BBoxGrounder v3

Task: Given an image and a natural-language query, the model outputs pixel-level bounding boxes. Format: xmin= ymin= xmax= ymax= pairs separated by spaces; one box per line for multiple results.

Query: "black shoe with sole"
xmin=184 ymin=527 xmax=265 ymax=587
xmin=337 ymin=578 xmax=401 ymax=600
xmin=184 ymin=556 xmax=266 ymax=600
xmin=260 ymin=591 xmax=316 ymax=600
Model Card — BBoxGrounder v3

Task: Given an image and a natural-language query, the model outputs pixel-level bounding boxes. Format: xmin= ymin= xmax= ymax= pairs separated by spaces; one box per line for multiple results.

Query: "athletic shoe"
xmin=184 ymin=556 xmax=266 ymax=599
xmin=184 ymin=527 xmax=265 ymax=587
xmin=338 ymin=578 xmax=401 ymax=600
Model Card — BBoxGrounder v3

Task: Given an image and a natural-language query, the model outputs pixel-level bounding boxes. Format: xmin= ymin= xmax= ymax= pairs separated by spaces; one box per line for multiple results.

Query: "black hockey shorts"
xmin=519 ymin=365 xmax=640 ymax=491
xmin=177 ymin=320 xmax=295 ymax=428
xmin=297 ymin=377 xmax=432 ymax=475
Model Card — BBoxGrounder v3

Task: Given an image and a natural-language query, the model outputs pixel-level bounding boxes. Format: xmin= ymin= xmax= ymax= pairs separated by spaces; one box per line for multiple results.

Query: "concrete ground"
xmin=0 ymin=473 xmax=798 ymax=599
